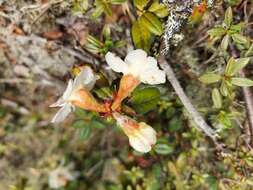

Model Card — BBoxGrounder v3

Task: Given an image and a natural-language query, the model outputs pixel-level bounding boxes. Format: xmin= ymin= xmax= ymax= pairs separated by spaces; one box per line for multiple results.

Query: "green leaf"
xmin=103 ymin=2 xmax=112 ymax=16
xmin=133 ymin=0 xmax=148 ymax=10
xmin=218 ymin=111 xmax=232 ymax=129
xmin=74 ymin=108 xmax=88 ymax=118
xmin=221 ymin=35 xmax=229 ymax=51
xmin=92 ymin=2 xmax=104 ymax=18
xmin=227 ymin=0 xmax=242 ymax=6
xmin=228 ymin=23 xmax=243 ymax=34
xmin=212 ymin=88 xmax=222 ymax=109
xmin=91 ymin=119 xmax=106 ymax=129
xmin=134 ymin=98 xmax=160 ymax=114
xmin=94 ymin=87 xmax=113 ymax=100
xmin=168 ymin=117 xmax=182 ymax=132
xmin=231 ymin=34 xmax=249 ymax=45
xmin=206 ymin=176 xmax=218 ymax=190
xmin=224 ymin=7 xmax=233 ymax=27
xmin=165 ymin=107 xmax=176 ymax=118
xmin=199 ymin=73 xmax=221 ymax=84
xmin=111 ymin=0 xmax=127 ymax=5
xmin=130 ymin=87 xmax=161 ymax=114
xmin=148 ymin=0 xmax=168 ymax=18
xmin=154 ymin=143 xmax=174 ymax=155
xmin=130 ymin=87 xmax=160 ymax=104
xmin=85 ymin=43 xmax=100 ymax=53
xmin=220 ymin=80 xmax=229 ymax=97
xmin=225 ymin=57 xmax=236 ymax=76
xmin=79 ymin=125 xmax=91 ymax=140
xmin=86 ymin=35 xmax=103 ymax=48
xmin=72 ymin=0 xmax=89 ymax=14
xmin=72 ymin=120 xmax=87 ymax=129
xmin=131 ymin=20 xmax=151 ymax=51
xmin=85 ymin=35 xmax=103 ymax=53
xmin=102 ymin=24 xmax=111 ymax=40
xmin=114 ymin=40 xmax=126 ymax=48
xmin=207 ymin=27 xmax=226 ymax=37
xmin=140 ymin=12 xmax=163 ymax=36
xmin=226 ymin=57 xmax=250 ymax=76
xmin=231 ymin=77 xmax=253 ymax=87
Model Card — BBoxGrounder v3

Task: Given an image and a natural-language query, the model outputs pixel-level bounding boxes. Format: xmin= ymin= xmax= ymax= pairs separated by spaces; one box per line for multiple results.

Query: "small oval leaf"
xmin=131 ymin=20 xmax=151 ymax=51
xmin=199 ymin=73 xmax=221 ymax=84
xmin=224 ymin=7 xmax=233 ymax=27
xmin=221 ymin=35 xmax=229 ymax=51
xmin=154 ymin=143 xmax=174 ymax=155
xmin=231 ymin=34 xmax=249 ymax=45
xmin=231 ymin=77 xmax=253 ymax=87
xmin=79 ymin=125 xmax=91 ymax=140
xmin=148 ymin=1 xmax=168 ymax=18
xmin=212 ymin=88 xmax=222 ymax=109
xmin=140 ymin=12 xmax=163 ymax=36
xmin=207 ymin=27 xmax=226 ymax=37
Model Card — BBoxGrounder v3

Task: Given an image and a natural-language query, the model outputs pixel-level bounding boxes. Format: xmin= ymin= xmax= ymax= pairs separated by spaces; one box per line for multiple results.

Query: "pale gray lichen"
xmin=171 ymin=33 xmax=184 ymax=46
xmin=162 ymin=0 xmax=215 ymax=54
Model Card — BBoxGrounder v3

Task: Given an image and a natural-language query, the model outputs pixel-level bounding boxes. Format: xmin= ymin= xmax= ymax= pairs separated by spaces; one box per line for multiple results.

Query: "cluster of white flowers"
xmin=105 ymin=49 xmax=165 ymax=152
xmin=51 ymin=49 xmax=166 ymax=153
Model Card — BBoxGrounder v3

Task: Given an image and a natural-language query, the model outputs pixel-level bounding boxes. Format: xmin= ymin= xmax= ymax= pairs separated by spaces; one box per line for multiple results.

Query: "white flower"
xmin=50 ymin=66 xmax=105 ymax=123
xmin=105 ymin=49 xmax=166 ymax=111
xmin=113 ymin=112 xmax=157 ymax=153
xmin=105 ymin=49 xmax=166 ymax=85
xmin=48 ymin=166 xmax=77 ymax=189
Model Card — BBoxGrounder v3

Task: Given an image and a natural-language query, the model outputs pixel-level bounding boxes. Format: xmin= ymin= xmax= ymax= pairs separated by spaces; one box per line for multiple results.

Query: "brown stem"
xmin=240 ymin=71 xmax=253 ymax=140
xmin=229 ymin=43 xmax=253 ymax=142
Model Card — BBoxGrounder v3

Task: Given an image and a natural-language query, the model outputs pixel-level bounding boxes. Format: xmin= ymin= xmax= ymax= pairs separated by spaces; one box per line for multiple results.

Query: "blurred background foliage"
xmin=1 ymin=0 xmax=253 ymax=190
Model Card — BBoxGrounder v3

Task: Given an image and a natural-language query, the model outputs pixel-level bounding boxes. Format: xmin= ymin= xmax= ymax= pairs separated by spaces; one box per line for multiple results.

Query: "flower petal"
xmin=50 ymin=80 xmax=73 ymax=107
xmin=105 ymin=52 xmax=128 ymax=74
xmin=49 ymin=97 xmax=65 ymax=108
xmin=129 ymin=135 xmax=152 ymax=153
xmin=139 ymin=122 xmax=157 ymax=145
xmin=73 ymin=66 xmax=96 ymax=90
xmin=112 ymin=112 xmax=156 ymax=153
xmin=147 ymin=56 xmax=158 ymax=68
xmin=51 ymin=104 xmax=72 ymax=123
xmin=124 ymin=49 xmax=147 ymax=67
xmin=62 ymin=79 xmax=74 ymax=100
xmin=139 ymin=69 xmax=166 ymax=85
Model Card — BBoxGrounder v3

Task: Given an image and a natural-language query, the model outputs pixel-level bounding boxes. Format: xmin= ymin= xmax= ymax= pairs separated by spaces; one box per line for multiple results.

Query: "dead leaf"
xmin=43 ymin=30 xmax=63 ymax=40
xmin=12 ymin=25 xmax=25 ymax=35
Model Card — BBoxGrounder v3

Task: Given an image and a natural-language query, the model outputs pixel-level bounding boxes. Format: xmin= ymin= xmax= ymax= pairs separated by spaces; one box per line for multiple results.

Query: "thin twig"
xmin=240 ymin=71 xmax=253 ymax=139
xmin=230 ymin=43 xmax=253 ymax=142
xmin=0 ymin=78 xmax=33 ymax=84
xmin=62 ymin=47 xmax=94 ymax=64
xmin=0 ymin=78 xmax=55 ymax=86
xmin=158 ymin=55 xmax=220 ymax=147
